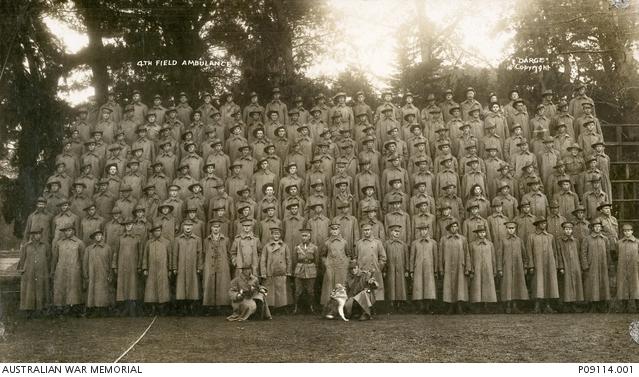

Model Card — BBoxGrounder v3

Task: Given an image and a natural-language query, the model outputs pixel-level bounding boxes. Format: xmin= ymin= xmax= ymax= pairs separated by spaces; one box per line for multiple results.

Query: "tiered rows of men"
xmin=16 ymin=84 xmax=639 ymax=321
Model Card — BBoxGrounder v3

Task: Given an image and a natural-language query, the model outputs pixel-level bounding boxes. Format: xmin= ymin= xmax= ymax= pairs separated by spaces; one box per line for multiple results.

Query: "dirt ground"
xmin=0 ymin=313 xmax=638 ymax=362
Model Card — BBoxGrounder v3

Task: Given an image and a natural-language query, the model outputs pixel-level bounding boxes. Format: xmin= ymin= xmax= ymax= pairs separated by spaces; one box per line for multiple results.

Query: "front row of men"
xmin=16 ymin=210 xmax=639 ymax=321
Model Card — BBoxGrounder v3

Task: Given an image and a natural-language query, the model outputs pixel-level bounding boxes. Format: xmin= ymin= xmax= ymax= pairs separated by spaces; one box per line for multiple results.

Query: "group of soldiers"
xmin=16 ymin=83 xmax=639 ymax=321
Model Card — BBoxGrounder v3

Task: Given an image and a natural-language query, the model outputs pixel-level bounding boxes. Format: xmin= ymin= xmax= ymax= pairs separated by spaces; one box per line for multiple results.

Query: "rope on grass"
xmin=113 ymin=315 xmax=157 ymax=363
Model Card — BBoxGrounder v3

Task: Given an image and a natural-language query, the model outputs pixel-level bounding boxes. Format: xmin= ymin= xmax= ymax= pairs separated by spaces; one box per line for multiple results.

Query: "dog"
xmin=324 ymin=284 xmax=349 ymax=321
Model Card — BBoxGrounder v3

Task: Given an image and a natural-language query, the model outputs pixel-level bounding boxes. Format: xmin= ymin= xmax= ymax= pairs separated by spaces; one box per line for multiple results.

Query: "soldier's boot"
xmin=543 ymin=301 xmax=555 ymax=314
xmin=533 ymin=301 xmax=541 ymax=314
xmin=293 ymin=304 xmax=299 ymax=315
xmin=455 ymin=302 xmax=464 ymax=314
xmin=483 ymin=303 xmax=490 ymax=314
xmin=309 ymin=304 xmax=315 ymax=314
xmin=512 ymin=301 xmax=523 ymax=314
xmin=587 ymin=302 xmax=596 ymax=313
xmin=416 ymin=301 xmax=424 ymax=314
xmin=446 ymin=303 xmax=455 ymax=315
xmin=504 ymin=301 xmax=512 ymax=314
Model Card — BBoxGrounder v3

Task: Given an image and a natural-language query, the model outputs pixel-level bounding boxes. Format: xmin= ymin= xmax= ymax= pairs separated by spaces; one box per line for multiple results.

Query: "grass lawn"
xmin=0 ymin=313 xmax=637 ymax=362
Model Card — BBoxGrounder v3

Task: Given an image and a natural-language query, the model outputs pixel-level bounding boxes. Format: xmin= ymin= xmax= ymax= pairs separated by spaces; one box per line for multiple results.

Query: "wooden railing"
xmin=602 ymin=122 xmax=639 ymax=226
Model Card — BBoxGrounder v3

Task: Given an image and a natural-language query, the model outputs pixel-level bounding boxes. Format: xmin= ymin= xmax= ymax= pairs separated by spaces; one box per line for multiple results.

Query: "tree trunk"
xmin=77 ymin=0 xmax=108 ymax=103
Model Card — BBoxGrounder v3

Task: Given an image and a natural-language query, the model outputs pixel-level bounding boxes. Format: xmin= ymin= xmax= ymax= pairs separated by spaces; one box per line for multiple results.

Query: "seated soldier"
xmin=227 ymin=266 xmax=272 ymax=321
xmin=344 ymin=260 xmax=379 ymax=320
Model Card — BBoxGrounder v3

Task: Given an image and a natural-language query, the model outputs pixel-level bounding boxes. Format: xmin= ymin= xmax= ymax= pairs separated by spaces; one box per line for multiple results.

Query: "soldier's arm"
xmin=259 ymin=244 xmax=268 ymax=278
xmin=17 ymin=244 xmax=27 ymax=273
xmin=82 ymin=244 xmax=90 ymax=280
xmin=196 ymin=237 xmax=203 ymax=273
xmin=377 ymin=240 xmax=387 ymax=271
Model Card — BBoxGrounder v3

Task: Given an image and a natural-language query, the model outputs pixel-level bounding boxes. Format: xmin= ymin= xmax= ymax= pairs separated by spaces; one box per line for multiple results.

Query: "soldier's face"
xmin=301 ymin=233 xmax=310 ymax=243
xmin=593 ymin=224 xmax=602 ymax=233
xmin=624 ymin=229 xmax=633 ymax=237
xmin=522 ymin=205 xmax=531 ymax=213
xmin=242 ymin=224 xmax=251 ymax=233
xmin=180 ymin=96 xmax=187 ymax=103
xmin=357 ymin=95 xmax=364 ymax=102
xmin=466 ymin=91 xmax=474 ymax=99
xmin=241 ymin=208 xmax=250 ymax=217
xmin=419 ymin=204 xmax=427 ymax=213
xmin=32 ymin=233 xmax=42 ymax=242
xmin=136 ymin=210 xmax=145 ymax=218
xmin=290 ymin=206 xmax=299 ymax=214
xmin=561 ymin=182 xmax=570 ymax=191
xmin=210 ymin=224 xmax=220 ymax=234
xmin=365 ymin=188 xmax=374 ymax=196
xmin=61 ymin=203 xmax=69 ymax=212
xmin=169 ymin=190 xmax=178 ymax=197
xmin=391 ymin=229 xmax=400 ymax=238
xmin=383 ymin=95 xmax=391 ymax=102
xmin=602 ymin=207 xmax=611 ymax=215
xmin=367 ymin=211 xmax=376 ymax=219
xmin=445 ymin=94 xmax=453 ymax=100
xmin=506 ymin=225 xmax=516 ymax=235
xmin=362 ymin=228 xmax=372 ymax=237
xmin=88 ymin=207 xmax=96 ymax=216
xmin=271 ymin=231 xmax=281 ymax=241
xmin=265 ymin=187 xmax=274 ymax=196
xmin=477 ymin=230 xmax=487 ymax=239
xmin=267 ymin=209 xmax=275 ymax=217
xmin=563 ymin=226 xmax=573 ymax=236
xmin=330 ymin=228 xmax=340 ymax=236
xmin=449 ymin=224 xmax=459 ymax=233
xmin=64 ymin=229 xmax=74 ymax=238
xmin=183 ymin=224 xmax=193 ymax=233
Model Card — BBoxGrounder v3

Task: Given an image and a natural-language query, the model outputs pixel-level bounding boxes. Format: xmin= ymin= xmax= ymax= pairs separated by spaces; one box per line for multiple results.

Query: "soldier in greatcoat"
xmin=439 ymin=221 xmax=471 ymax=314
xmin=172 ymin=220 xmax=202 ymax=315
xmin=526 ymin=217 xmax=560 ymax=313
xmin=409 ymin=225 xmax=438 ymax=313
xmin=260 ymin=226 xmax=293 ymax=310
xmin=354 ymin=223 xmax=387 ymax=304
xmin=227 ymin=266 xmax=272 ymax=321
xmin=468 ymin=226 xmax=497 ymax=312
xmin=142 ymin=224 xmax=172 ymax=314
xmin=555 ymin=221 xmax=584 ymax=312
xmin=82 ymin=230 xmax=113 ymax=316
xmin=200 ymin=220 xmax=232 ymax=312
xmin=384 ymin=225 xmax=408 ymax=312
xmin=230 ymin=218 xmax=260 ymax=277
xmin=113 ymin=218 xmax=142 ymax=316
xmin=51 ymin=224 xmax=85 ymax=316
xmin=581 ymin=219 xmax=611 ymax=312
xmin=17 ymin=228 xmax=50 ymax=316
xmin=23 ymin=197 xmax=53 ymax=245
xmin=320 ymin=223 xmax=350 ymax=307
xmin=495 ymin=221 xmax=529 ymax=313
xmin=616 ymin=224 xmax=639 ymax=312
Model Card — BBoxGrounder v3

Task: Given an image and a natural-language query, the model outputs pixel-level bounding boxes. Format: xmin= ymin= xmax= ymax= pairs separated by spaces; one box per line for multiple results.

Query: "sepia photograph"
xmin=0 ymin=0 xmax=638 ymax=368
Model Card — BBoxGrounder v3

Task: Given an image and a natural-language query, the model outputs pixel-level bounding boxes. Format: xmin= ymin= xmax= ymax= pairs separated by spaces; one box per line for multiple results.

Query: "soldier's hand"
xmin=143 ymin=270 xmax=149 ymax=276
xmin=172 ymin=269 xmax=177 ymax=275
xmin=113 ymin=268 xmax=118 ymax=275
xmin=197 ymin=269 xmax=202 ymax=275
xmin=558 ymin=268 xmax=564 ymax=274
xmin=528 ymin=267 xmax=535 ymax=274
xmin=498 ymin=270 xmax=503 ymax=277
xmin=404 ymin=272 xmax=410 ymax=278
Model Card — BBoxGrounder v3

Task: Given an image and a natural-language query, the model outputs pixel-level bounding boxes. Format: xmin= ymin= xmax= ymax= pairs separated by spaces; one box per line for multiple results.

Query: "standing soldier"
xmin=51 ymin=224 xmax=85 ymax=317
xmin=260 ymin=226 xmax=293 ymax=310
xmin=526 ymin=217 xmax=560 ymax=313
xmin=113 ymin=218 xmax=142 ymax=316
xmin=83 ymin=229 xmax=113 ymax=317
xmin=439 ymin=221 xmax=471 ymax=314
xmin=616 ymin=224 xmax=639 ymax=313
xmin=265 ymin=88 xmax=288 ymax=125
xmin=230 ymin=218 xmax=260 ymax=276
xmin=17 ymin=228 xmax=50 ymax=317
xmin=172 ymin=219 xmax=202 ymax=315
xmin=200 ymin=220 xmax=231 ymax=313
xmin=409 ymin=224 xmax=438 ymax=313
xmin=320 ymin=223 xmax=350 ymax=309
xmin=354 ymin=223 xmax=387 ymax=304
xmin=581 ymin=219 xmax=611 ymax=312
xmin=468 ymin=225 xmax=497 ymax=313
xmin=293 ymin=228 xmax=319 ymax=313
xmin=555 ymin=221 xmax=584 ymax=312
xmin=384 ymin=225 xmax=408 ymax=312
xmin=496 ymin=221 xmax=529 ymax=313
xmin=23 ymin=197 xmax=53 ymax=245
xmin=142 ymin=224 xmax=172 ymax=315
